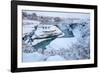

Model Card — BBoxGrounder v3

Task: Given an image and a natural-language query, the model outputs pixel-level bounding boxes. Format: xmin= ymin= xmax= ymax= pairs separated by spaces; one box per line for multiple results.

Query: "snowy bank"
xmin=46 ymin=55 xmax=66 ymax=61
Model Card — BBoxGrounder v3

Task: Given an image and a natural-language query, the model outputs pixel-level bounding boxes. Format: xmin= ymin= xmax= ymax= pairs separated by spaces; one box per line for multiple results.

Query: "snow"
xmin=22 ymin=20 xmax=40 ymax=35
xmin=34 ymin=25 xmax=64 ymax=38
xmin=23 ymin=20 xmax=40 ymax=26
xmin=46 ymin=38 xmax=77 ymax=51
xmin=73 ymin=27 xmax=82 ymax=39
xmin=32 ymin=38 xmax=50 ymax=46
xmin=23 ymin=26 xmax=34 ymax=35
xmin=46 ymin=55 xmax=66 ymax=61
xmin=23 ymin=10 xmax=90 ymax=19
xmin=22 ymin=52 xmax=45 ymax=62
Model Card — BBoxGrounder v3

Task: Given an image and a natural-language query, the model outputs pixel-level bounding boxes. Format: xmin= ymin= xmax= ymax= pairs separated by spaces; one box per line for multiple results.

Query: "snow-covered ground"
xmin=22 ymin=52 xmax=45 ymax=62
xmin=46 ymin=38 xmax=77 ymax=51
xmin=46 ymin=55 xmax=66 ymax=61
